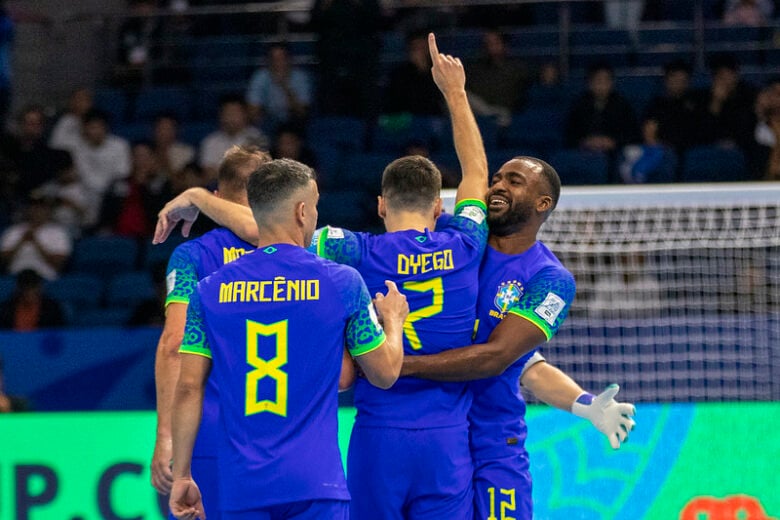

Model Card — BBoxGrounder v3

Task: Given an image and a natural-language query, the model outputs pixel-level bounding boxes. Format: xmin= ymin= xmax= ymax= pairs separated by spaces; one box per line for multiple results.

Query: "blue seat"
xmin=370 ymin=115 xmax=451 ymax=154
xmin=106 ymin=271 xmax=156 ymax=307
xmin=549 ymin=149 xmax=609 ymax=185
xmin=571 ymin=29 xmax=631 ymax=47
xmin=72 ymin=307 xmax=134 ymax=328
xmin=500 ymin=108 xmax=564 ymax=154
xmin=44 ymin=273 xmax=104 ymax=309
xmin=317 ymin=190 xmax=376 ymax=231
xmin=178 ymin=121 xmax=214 ymax=148
xmin=681 ymin=146 xmax=747 ymax=182
xmin=70 ymin=236 xmax=139 ymax=277
xmin=0 ymin=274 xmax=15 ymax=302
xmin=143 ymin=236 xmax=188 ymax=270
xmin=93 ymin=88 xmax=129 ymax=124
xmin=306 ymin=116 xmax=368 ymax=152
xmin=338 ymin=153 xmax=396 ymax=192
xmin=133 ymin=88 xmax=193 ymax=122
xmin=193 ymin=83 xmax=246 ymax=122
xmin=114 ymin=122 xmax=151 ymax=144
xmin=616 ymin=76 xmax=662 ymax=116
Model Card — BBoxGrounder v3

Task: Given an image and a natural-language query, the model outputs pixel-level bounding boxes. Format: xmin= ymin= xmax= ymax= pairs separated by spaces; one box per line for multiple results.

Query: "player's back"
xmin=469 ymin=242 xmax=576 ymax=459
xmin=195 ymin=244 xmax=368 ymax=510
xmin=166 ymin=227 xmax=255 ymax=456
xmin=315 ymin=200 xmax=488 ymax=428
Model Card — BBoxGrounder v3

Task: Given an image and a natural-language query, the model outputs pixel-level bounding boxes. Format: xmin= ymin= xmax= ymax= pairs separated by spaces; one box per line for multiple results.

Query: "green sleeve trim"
xmin=506 ymin=309 xmax=553 ymax=341
xmin=454 ymin=198 xmax=487 ymax=213
xmin=350 ymin=331 xmax=387 ymax=357
xmin=165 ymin=296 xmax=190 ymax=307
xmin=179 ymin=345 xmax=212 ymax=359
xmin=316 ymin=227 xmax=328 ymax=258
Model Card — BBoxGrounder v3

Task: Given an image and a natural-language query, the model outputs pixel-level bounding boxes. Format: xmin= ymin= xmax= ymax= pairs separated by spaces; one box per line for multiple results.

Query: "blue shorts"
xmin=168 ymin=456 xmax=220 ymax=520
xmin=222 ymin=500 xmax=348 ymax=520
xmin=472 ymin=454 xmax=532 ymax=520
xmin=348 ymin=424 xmax=473 ymax=520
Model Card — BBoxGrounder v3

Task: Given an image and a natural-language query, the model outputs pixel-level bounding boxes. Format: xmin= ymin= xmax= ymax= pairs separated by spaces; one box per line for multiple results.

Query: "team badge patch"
xmin=535 ymin=292 xmax=566 ymax=325
xmin=460 ymin=205 xmax=486 ymax=224
xmin=327 ymin=226 xmax=345 ymax=239
xmin=494 ymin=280 xmax=524 ymax=313
xmin=166 ymin=270 xmax=176 ymax=295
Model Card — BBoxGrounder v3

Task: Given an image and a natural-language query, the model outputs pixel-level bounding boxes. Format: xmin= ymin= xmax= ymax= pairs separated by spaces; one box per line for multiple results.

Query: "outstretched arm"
xmin=401 ymin=312 xmax=547 ymax=381
xmin=521 ymin=362 xmax=636 ymax=450
xmin=429 ymin=33 xmax=489 ymax=204
xmin=154 ymin=187 xmax=258 ymax=245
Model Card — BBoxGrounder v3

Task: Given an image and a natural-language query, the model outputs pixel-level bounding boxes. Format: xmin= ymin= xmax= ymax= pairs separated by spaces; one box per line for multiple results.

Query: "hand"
xmin=154 ymin=189 xmax=202 ymax=244
xmin=428 ymin=33 xmax=466 ymax=98
xmin=150 ymin=437 xmax=174 ymax=495
xmin=373 ymin=280 xmax=409 ymax=326
xmin=169 ymin=478 xmax=205 ymax=520
xmin=571 ymin=384 xmax=636 ymax=450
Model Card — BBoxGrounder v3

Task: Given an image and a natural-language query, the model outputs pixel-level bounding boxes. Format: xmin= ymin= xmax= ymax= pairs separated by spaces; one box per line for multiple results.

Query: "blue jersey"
xmin=180 ymin=244 xmax=387 ymax=511
xmin=469 ymin=242 xmax=576 ymax=459
xmin=313 ymin=199 xmax=488 ymax=428
xmin=165 ymin=228 xmax=254 ymax=457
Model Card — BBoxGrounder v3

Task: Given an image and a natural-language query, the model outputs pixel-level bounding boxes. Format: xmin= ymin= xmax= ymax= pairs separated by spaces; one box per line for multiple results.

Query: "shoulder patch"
xmin=459 ymin=205 xmax=486 ymax=225
xmin=166 ymin=270 xmax=177 ymax=295
xmin=534 ymin=292 xmax=566 ymax=325
xmin=327 ymin=227 xmax=345 ymax=239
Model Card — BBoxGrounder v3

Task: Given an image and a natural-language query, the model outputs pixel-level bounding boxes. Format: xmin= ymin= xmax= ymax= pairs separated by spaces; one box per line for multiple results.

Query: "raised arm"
xmin=154 ymin=187 xmax=258 ymax=245
xmin=429 ymin=33 xmax=489 ymax=205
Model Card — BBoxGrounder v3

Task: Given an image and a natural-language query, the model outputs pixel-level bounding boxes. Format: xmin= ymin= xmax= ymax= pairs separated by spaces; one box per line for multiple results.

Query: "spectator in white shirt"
xmin=31 ymin=149 xmax=88 ymax=239
xmin=0 ymin=196 xmax=72 ymax=280
xmin=69 ymin=109 xmax=132 ymax=225
xmin=153 ymin=112 xmax=194 ymax=179
xmin=49 ymin=87 xmax=94 ymax=152
xmin=199 ymin=95 xmax=268 ymax=180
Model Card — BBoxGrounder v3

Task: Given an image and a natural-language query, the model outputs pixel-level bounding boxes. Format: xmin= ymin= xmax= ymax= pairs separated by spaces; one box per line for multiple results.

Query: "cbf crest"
xmin=491 ymin=280 xmax=524 ymax=319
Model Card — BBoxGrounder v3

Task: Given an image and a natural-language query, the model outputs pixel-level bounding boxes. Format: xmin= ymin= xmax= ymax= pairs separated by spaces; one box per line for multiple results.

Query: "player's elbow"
xmin=160 ymin=329 xmax=185 ymax=358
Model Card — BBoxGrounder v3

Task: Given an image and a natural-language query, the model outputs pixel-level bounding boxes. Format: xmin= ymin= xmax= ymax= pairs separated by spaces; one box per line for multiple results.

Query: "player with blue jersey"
xmin=403 ymin=157 xmax=636 ymax=519
xmin=169 ymin=159 xmax=407 ymax=520
xmin=310 ymin=34 xmax=489 ymax=519
xmin=151 ymin=145 xmax=269 ymax=520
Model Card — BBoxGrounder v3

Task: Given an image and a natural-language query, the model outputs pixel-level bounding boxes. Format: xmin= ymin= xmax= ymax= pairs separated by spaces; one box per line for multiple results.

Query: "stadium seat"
xmin=615 ymin=76 xmax=661 ymax=116
xmin=93 ymin=88 xmax=129 ymax=125
xmin=143 ymin=236 xmax=188 ymax=270
xmin=306 ymin=116 xmax=368 ymax=152
xmin=370 ymin=115 xmax=452 ymax=154
xmin=317 ymin=190 xmax=378 ymax=231
xmin=549 ymin=149 xmax=610 ymax=185
xmin=0 ymin=274 xmax=15 ymax=302
xmin=178 ymin=121 xmax=214 ymax=148
xmin=44 ymin=273 xmax=104 ymax=309
xmin=338 ymin=152 xmax=395 ymax=192
xmin=132 ymin=87 xmax=193 ymax=122
xmin=114 ymin=122 xmax=151 ymax=144
xmin=681 ymin=146 xmax=748 ymax=183
xmin=193 ymin=83 xmax=246 ymax=122
xmin=105 ymin=271 xmax=156 ymax=308
xmin=71 ymin=307 xmax=134 ymax=328
xmin=70 ymin=236 xmax=139 ymax=277
xmin=499 ymin=107 xmax=564 ymax=155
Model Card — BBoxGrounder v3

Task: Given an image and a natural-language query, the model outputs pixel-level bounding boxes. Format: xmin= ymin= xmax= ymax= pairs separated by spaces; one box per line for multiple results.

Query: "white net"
xmin=444 ymin=184 xmax=780 ymax=402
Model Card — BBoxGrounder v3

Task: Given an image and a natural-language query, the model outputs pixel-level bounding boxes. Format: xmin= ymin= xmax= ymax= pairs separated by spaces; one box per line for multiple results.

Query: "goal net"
xmin=445 ymin=183 xmax=780 ymax=402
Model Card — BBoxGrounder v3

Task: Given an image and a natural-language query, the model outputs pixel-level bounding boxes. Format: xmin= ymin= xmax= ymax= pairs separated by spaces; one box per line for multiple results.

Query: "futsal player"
xmin=310 ymin=33 xmax=489 ymax=519
xmin=402 ymin=156 xmax=636 ymax=519
xmin=170 ymin=158 xmax=408 ymax=520
xmin=150 ymin=145 xmax=269 ymax=520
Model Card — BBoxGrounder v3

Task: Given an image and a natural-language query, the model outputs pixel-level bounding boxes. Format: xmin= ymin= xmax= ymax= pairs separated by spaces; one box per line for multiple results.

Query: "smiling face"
xmin=487 ymin=158 xmax=553 ymax=237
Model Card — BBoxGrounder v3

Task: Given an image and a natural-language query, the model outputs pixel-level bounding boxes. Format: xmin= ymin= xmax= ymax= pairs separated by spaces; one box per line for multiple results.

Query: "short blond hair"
xmin=218 ymin=145 xmax=271 ymax=198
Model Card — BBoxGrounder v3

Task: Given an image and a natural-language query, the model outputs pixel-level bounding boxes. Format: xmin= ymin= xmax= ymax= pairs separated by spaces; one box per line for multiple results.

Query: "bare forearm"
xmin=521 ymin=362 xmax=584 ymax=411
xmin=188 ymin=188 xmax=259 ymax=245
xmin=170 ymin=383 xmax=203 ymax=479
xmin=766 ymin=146 xmax=780 ymax=180
xmin=446 ymin=90 xmax=488 ymax=190
xmin=154 ymin=337 xmax=182 ymax=439
xmin=401 ymin=343 xmax=508 ymax=381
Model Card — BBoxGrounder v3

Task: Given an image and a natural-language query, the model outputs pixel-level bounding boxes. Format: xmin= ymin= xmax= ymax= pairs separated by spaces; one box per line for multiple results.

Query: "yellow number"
xmin=402 ymin=277 xmax=444 ymax=351
xmin=486 ymin=487 xmax=516 ymax=520
xmin=245 ymin=319 xmax=288 ymax=417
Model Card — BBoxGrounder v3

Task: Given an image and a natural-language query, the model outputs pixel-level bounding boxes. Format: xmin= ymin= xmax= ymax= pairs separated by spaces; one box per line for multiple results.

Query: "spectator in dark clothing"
xmin=751 ymin=76 xmax=780 ymax=180
xmin=99 ymin=141 xmax=172 ymax=238
xmin=383 ymin=32 xmax=444 ymax=116
xmin=0 ymin=3 xmax=13 ymax=131
xmin=644 ymin=60 xmax=698 ymax=157
xmin=0 ymin=269 xmax=65 ymax=331
xmin=691 ymin=53 xmax=757 ymax=153
xmin=565 ymin=62 xmax=639 ymax=153
xmin=114 ymin=0 xmax=162 ymax=88
xmin=1 ymin=105 xmax=59 ymax=197
xmin=270 ymin=125 xmax=318 ymax=175
xmin=312 ymin=0 xmax=382 ymax=116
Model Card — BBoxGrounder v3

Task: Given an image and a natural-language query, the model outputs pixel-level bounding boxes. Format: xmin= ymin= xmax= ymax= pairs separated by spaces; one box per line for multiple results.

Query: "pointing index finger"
xmin=428 ymin=32 xmax=439 ymax=60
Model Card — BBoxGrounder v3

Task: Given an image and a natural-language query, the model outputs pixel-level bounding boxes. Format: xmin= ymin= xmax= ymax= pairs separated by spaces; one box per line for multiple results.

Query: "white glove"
xmin=571 ymin=384 xmax=636 ymax=450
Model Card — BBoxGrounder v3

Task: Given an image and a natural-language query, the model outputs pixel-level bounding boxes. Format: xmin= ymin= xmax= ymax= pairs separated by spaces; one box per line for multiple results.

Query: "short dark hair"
xmin=663 ymin=59 xmax=692 ymax=76
xmin=247 ymin=158 xmax=316 ymax=219
xmin=219 ymin=94 xmax=247 ymax=109
xmin=218 ymin=145 xmax=271 ymax=196
xmin=708 ymin=52 xmax=739 ymax=73
xmin=83 ymin=108 xmax=110 ymax=126
xmin=586 ymin=61 xmax=613 ymax=80
xmin=17 ymin=104 xmax=45 ymax=122
xmin=514 ymin=156 xmax=561 ymax=213
xmin=381 ymin=155 xmax=441 ymax=213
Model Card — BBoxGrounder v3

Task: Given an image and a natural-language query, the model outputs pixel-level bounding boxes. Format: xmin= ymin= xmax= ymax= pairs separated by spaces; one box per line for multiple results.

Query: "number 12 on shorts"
xmin=486 ymin=487 xmax=516 ymax=520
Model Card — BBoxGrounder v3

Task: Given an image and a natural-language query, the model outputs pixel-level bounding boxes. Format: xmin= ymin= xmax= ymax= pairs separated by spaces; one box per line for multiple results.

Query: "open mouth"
xmin=489 ymin=194 xmax=509 ymax=209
